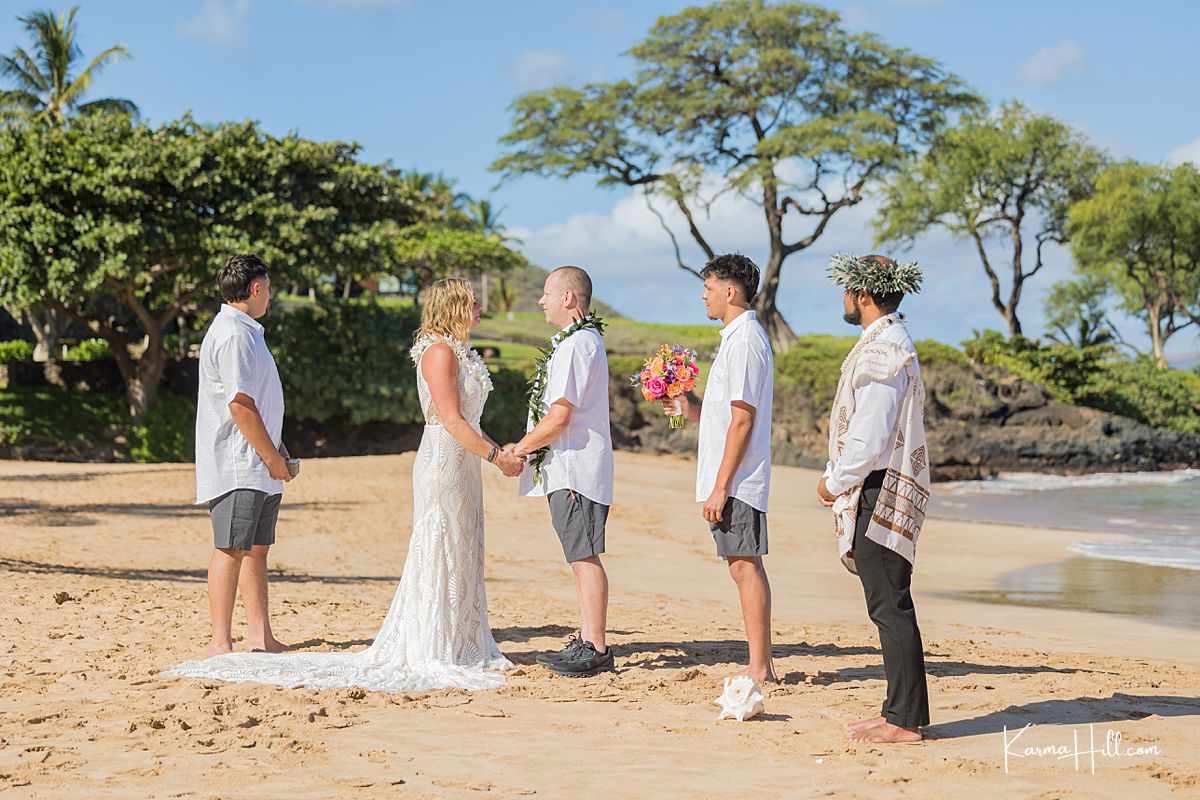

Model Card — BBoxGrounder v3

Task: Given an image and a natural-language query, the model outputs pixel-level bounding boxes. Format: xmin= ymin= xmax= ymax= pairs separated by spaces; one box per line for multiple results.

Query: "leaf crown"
xmin=827 ymin=253 xmax=923 ymax=296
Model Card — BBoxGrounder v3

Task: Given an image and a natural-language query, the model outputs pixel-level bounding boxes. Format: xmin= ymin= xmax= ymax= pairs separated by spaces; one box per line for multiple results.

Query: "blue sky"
xmin=3 ymin=0 xmax=1199 ymax=360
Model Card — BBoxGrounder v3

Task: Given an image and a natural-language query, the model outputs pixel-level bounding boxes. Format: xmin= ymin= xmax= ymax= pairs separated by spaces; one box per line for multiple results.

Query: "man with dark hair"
xmin=699 ymin=253 xmax=759 ymax=304
xmin=195 ymin=254 xmax=293 ymax=658
xmin=818 ymin=252 xmax=931 ymax=743
xmin=665 ymin=253 xmax=777 ymax=685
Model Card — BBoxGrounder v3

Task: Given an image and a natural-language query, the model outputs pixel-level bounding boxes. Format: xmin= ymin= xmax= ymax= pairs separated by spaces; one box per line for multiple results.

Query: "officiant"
xmin=817 ymin=253 xmax=931 ymax=744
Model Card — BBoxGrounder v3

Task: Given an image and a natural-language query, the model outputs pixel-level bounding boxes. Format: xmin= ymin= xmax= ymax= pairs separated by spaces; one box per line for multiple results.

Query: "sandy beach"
xmin=2 ymin=451 xmax=1198 ymax=799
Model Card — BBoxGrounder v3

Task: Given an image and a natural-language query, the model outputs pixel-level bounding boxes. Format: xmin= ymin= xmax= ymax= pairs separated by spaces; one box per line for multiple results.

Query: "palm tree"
xmin=466 ymin=198 xmax=521 ymax=313
xmin=0 ymin=6 xmax=136 ymax=125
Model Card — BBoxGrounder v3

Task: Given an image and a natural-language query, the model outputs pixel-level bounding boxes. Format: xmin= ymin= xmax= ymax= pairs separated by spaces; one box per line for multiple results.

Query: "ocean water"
xmin=929 ymin=470 xmax=1200 ymax=628
xmin=932 ymin=470 xmax=1200 ymax=571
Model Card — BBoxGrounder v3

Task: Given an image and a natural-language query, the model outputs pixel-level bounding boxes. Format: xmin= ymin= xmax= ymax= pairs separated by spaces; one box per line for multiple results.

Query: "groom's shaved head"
xmin=550 ymin=266 xmax=592 ymax=310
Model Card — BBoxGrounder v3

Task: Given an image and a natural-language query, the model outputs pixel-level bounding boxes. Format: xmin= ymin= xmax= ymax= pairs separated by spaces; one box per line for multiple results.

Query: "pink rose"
xmin=646 ymin=376 xmax=669 ymax=398
xmin=690 ymin=363 xmax=700 ymax=374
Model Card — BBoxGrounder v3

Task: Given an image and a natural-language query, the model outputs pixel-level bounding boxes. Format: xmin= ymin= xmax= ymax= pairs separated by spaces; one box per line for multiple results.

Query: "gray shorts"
xmin=710 ymin=497 xmax=768 ymax=557
xmin=209 ymin=489 xmax=281 ymax=550
xmin=547 ymin=489 xmax=608 ymax=563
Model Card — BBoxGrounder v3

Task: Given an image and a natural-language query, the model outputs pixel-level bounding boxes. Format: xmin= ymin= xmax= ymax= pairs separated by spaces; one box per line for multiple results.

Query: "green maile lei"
xmin=526 ymin=312 xmax=606 ymax=485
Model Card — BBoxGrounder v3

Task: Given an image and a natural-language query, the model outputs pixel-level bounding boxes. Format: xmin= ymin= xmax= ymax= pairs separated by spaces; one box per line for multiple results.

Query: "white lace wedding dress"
xmin=166 ymin=335 xmax=512 ymax=692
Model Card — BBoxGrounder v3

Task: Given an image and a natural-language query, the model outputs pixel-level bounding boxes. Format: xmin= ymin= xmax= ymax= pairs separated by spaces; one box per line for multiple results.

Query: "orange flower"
xmin=650 ymin=357 xmax=665 ymax=374
xmin=681 ymin=377 xmax=696 ymax=392
xmin=642 ymin=389 xmax=655 ymax=402
xmin=667 ymin=382 xmax=684 ymax=397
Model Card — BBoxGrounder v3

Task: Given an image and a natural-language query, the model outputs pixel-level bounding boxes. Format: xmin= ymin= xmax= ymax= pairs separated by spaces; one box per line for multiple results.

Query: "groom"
xmin=507 ymin=266 xmax=615 ymax=678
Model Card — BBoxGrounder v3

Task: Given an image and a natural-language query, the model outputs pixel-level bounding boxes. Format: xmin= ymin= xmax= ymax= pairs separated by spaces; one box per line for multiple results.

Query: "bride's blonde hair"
xmin=415 ymin=278 xmax=475 ymax=344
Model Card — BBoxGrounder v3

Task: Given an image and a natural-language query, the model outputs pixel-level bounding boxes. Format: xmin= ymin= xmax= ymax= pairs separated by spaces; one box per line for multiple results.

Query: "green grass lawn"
xmin=475 ymin=311 xmax=723 ymax=357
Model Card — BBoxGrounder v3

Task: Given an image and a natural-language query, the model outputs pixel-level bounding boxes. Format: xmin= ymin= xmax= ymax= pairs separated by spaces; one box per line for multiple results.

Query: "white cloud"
xmin=1016 ymin=40 xmax=1085 ymax=87
xmin=178 ymin=0 xmax=251 ymax=49
xmin=1166 ymin=137 xmax=1200 ymax=165
xmin=839 ymin=2 xmax=880 ymax=32
xmin=509 ymin=51 xmax=572 ymax=91
xmin=510 ymin=175 xmax=1153 ymax=350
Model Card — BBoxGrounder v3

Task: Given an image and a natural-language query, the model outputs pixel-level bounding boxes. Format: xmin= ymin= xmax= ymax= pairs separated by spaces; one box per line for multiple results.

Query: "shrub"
xmin=481 ymin=367 xmax=529 ymax=445
xmin=915 ymin=339 xmax=968 ymax=368
xmin=962 ymin=330 xmax=1200 ymax=433
xmin=265 ymin=299 xmax=424 ymax=425
xmin=0 ymin=340 xmax=35 ymax=363
xmin=129 ymin=392 xmax=196 ymax=462
xmin=62 ymin=338 xmax=112 ymax=361
xmin=774 ymin=334 xmax=856 ymax=404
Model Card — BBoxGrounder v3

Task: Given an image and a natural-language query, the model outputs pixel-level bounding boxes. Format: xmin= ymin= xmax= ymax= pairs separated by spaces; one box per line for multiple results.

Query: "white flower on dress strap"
xmin=411 ymin=334 xmax=492 ymax=391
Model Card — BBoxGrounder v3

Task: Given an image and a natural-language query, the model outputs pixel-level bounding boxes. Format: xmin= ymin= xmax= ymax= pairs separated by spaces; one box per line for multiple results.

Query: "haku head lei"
xmin=828 ymin=253 xmax=923 ymax=296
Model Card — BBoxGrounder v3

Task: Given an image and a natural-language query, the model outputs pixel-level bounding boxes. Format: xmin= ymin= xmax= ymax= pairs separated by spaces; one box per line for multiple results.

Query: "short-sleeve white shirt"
xmin=519 ymin=326 xmax=614 ymax=506
xmin=194 ymin=305 xmax=286 ymax=504
xmin=696 ymin=309 xmax=773 ymax=512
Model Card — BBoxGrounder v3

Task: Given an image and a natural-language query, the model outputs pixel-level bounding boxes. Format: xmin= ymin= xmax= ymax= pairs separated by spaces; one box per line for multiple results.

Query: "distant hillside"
xmin=481 ymin=264 xmax=623 ymax=319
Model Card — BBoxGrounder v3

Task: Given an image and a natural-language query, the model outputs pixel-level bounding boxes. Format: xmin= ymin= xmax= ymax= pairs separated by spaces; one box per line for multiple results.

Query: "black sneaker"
xmin=535 ymin=635 xmax=585 ymax=668
xmin=547 ymin=641 xmax=615 ymax=678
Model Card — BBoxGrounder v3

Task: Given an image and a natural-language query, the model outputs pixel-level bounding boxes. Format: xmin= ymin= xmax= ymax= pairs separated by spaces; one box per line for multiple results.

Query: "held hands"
xmin=492 ymin=444 xmax=526 ymax=478
xmin=703 ymin=486 xmax=728 ymax=523
xmin=816 ymin=477 xmax=836 ymax=508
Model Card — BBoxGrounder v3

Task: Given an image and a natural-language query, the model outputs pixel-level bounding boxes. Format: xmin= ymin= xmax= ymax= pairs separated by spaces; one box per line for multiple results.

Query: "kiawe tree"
xmin=492 ymin=0 xmax=978 ymax=351
xmin=874 ymin=102 xmax=1104 ymax=338
xmin=492 ymin=0 xmax=979 ymax=350
xmin=1068 ymin=160 xmax=1200 ymax=368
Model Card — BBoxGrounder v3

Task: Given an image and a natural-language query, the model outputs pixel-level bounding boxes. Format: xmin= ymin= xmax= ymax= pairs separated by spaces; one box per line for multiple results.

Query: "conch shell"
xmin=714 ymin=675 xmax=765 ymax=721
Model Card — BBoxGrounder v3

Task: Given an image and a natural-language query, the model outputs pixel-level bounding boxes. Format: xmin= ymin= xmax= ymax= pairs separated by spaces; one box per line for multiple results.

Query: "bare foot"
xmin=845 ymin=715 xmax=886 ymax=732
xmin=204 ymin=640 xmax=233 ymax=658
xmin=848 ymin=722 xmax=923 ymax=743
xmin=246 ymin=637 xmax=290 ymax=653
xmin=726 ymin=667 xmax=780 ymax=685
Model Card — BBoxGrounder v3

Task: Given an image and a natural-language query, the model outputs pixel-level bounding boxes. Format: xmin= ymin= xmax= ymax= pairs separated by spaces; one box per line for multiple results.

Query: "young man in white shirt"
xmin=664 ymin=254 xmax=777 ymax=685
xmin=195 ymin=254 xmax=293 ymax=658
xmin=510 ymin=266 xmax=615 ymax=677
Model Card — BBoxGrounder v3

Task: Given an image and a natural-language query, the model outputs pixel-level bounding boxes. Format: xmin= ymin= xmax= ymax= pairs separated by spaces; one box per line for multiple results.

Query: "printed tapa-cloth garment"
xmin=827 ymin=317 xmax=931 ymax=574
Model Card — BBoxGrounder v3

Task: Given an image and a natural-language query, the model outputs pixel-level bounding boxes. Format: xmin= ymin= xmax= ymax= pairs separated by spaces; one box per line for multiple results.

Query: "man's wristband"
xmin=486 ymin=446 xmax=498 ymax=463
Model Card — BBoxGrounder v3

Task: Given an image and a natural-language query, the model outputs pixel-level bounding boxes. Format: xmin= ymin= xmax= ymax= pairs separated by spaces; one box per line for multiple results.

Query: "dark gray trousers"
xmin=854 ymin=469 xmax=930 ymax=728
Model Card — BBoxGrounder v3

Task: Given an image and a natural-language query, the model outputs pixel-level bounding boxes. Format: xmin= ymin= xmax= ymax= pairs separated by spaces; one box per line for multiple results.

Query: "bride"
xmin=167 ymin=278 xmax=523 ymax=692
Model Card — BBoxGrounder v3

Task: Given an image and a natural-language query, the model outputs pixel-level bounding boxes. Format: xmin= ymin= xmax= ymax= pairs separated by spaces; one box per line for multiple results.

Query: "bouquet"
xmin=630 ymin=344 xmax=700 ymax=429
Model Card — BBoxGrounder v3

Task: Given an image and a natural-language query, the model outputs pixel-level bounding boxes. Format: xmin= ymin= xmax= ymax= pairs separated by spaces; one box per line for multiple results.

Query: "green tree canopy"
xmin=395 ymin=175 xmax=526 ymax=295
xmin=0 ymin=114 xmax=418 ymax=419
xmin=875 ymin=101 xmax=1104 ymax=338
xmin=1068 ymin=160 xmax=1200 ymax=367
xmin=1043 ymin=274 xmax=1120 ymax=351
xmin=0 ymin=5 xmax=136 ymax=123
xmin=493 ymin=0 xmax=979 ymax=351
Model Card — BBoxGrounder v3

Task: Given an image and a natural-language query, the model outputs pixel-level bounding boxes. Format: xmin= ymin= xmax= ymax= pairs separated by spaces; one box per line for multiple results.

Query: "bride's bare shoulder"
xmin=419 ymin=340 xmax=461 ymax=382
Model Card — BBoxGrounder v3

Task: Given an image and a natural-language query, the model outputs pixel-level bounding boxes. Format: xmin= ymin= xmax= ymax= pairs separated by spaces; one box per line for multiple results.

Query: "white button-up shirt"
xmin=519 ymin=326 xmax=614 ymax=506
xmin=824 ymin=314 xmax=917 ymax=495
xmin=696 ymin=309 xmax=773 ymax=512
xmin=195 ymin=305 xmax=286 ymax=504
